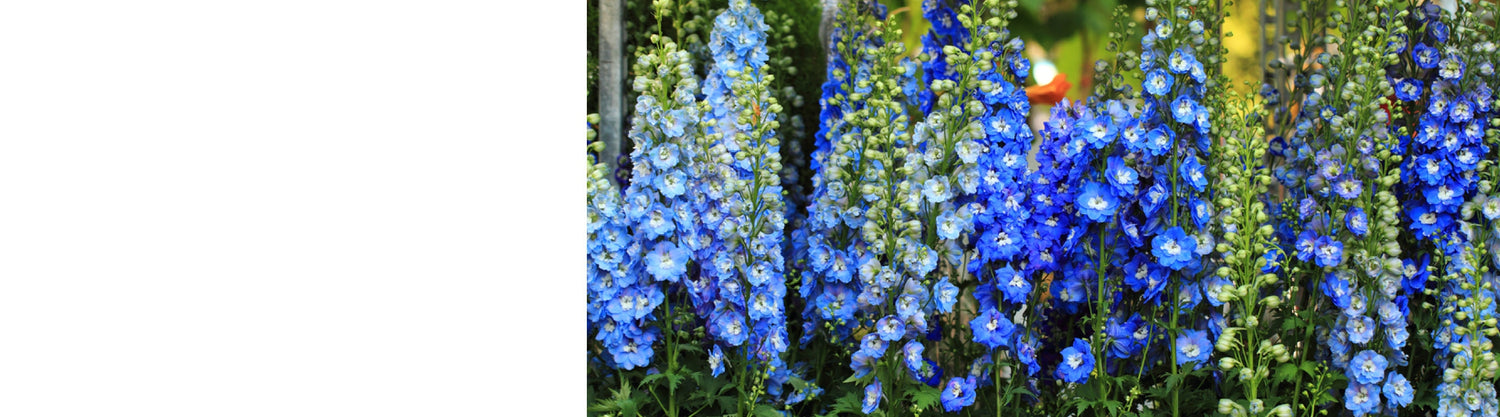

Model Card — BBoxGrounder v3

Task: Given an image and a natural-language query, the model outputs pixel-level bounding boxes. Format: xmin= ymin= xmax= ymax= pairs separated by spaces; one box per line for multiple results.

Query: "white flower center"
xmin=1163 ymin=240 xmax=1182 ymax=256
xmin=1088 ymin=196 xmax=1110 ymax=211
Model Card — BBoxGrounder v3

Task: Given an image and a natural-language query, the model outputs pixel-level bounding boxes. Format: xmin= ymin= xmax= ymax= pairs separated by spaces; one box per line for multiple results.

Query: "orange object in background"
xmin=1026 ymin=73 xmax=1071 ymax=105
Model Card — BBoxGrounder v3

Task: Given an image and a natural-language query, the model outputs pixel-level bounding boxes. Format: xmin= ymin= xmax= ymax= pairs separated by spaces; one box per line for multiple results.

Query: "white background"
xmin=0 ymin=1 xmax=580 ymax=415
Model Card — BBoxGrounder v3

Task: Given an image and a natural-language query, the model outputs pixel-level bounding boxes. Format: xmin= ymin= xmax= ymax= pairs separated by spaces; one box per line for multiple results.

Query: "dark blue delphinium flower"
xmin=969 ymin=307 xmax=1015 ymax=350
xmin=1313 ymin=235 xmax=1344 ymax=268
xmin=1413 ymin=42 xmax=1440 ymax=69
xmin=1056 ymin=338 xmax=1094 ymax=384
xmin=1105 ymin=315 xmax=1138 ymax=359
xmin=1152 ymin=226 xmax=1197 ymax=270
xmin=1346 ymin=208 xmax=1370 ymax=236
xmin=1076 ymin=181 xmax=1120 ymax=223
xmin=940 ymin=376 xmax=977 ymax=412
xmin=996 ymin=265 xmax=1030 ymax=304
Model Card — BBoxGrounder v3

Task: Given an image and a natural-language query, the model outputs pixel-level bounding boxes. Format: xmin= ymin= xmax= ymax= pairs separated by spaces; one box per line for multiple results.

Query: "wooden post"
xmin=598 ymin=0 xmax=624 ymax=173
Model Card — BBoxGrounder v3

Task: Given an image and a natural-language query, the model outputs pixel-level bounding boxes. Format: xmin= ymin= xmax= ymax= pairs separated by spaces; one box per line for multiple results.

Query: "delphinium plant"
xmin=1255 ymin=2 xmax=1354 ymax=416
xmin=588 ymin=111 xmax=638 ymax=378
xmin=1022 ymin=97 xmax=1114 ymax=416
xmin=588 ymin=110 xmax=656 ymax=415
xmin=697 ymin=1 xmax=802 ymax=414
xmin=1030 ymin=0 xmax=1230 ymax=415
xmin=833 ymin=8 xmax=957 ymax=417
xmin=794 ymin=1 xmax=890 ymax=413
xmin=1387 ymin=2 xmax=1500 ymax=416
xmin=1269 ymin=1 xmax=1413 ymax=416
xmin=1394 ymin=3 xmax=1500 ymax=417
xmin=1139 ymin=1 xmax=1234 ymax=415
xmin=587 ymin=10 xmax=712 ymax=412
xmin=914 ymin=0 xmax=1049 ymax=415
xmin=1391 ymin=2 xmax=1475 ymax=243
xmin=858 ymin=0 xmax=1033 ymax=414
xmin=1207 ymin=92 xmax=1297 ymax=417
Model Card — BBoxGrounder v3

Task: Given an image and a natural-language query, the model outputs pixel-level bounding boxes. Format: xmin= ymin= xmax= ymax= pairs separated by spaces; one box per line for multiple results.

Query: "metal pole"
xmin=598 ymin=0 xmax=624 ymax=173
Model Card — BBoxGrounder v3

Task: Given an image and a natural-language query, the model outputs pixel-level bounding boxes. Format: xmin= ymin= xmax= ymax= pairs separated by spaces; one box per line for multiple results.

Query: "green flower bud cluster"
xmin=1210 ymin=92 xmax=1293 ymax=416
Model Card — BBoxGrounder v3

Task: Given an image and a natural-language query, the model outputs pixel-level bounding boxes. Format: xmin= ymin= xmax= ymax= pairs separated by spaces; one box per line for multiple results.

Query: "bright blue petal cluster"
xmin=699 ymin=0 xmax=801 ymax=401
xmin=796 ymin=0 xmax=893 ymax=345
xmin=589 ymin=38 xmax=708 ymax=371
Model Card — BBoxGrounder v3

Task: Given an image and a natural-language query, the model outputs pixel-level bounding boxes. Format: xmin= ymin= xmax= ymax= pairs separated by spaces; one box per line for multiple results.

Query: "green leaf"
xmin=1281 ymin=315 xmax=1305 ymax=331
xmin=640 ymin=372 xmax=667 ymax=386
xmin=842 ymin=372 xmax=872 ymax=385
xmin=588 ymin=380 xmax=643 ymax=416
xmin=1164 ymin=372 xmax=1186 ymax=391
xmin=664 ymin=372 xmax=686 ymax=391
xmin=1300 ymin=362 xmax=1320 ymax=378
xmin=1100 ymin=399 xmax=1123 ymax=415
xmin=1074 ymin=400 xmax=1092 ymax=416
xmin=908 ymin=385 xmax=941 ymax=411
xmin=829 ymin=392 xmax=863 ymax=416
xmin=676 ymin=343 xmax=704 ymax=355
xmin=1272 ymin=362 xmax=1299 ymax=385
xmin=753 ymin=403 xmax=785 ymax=417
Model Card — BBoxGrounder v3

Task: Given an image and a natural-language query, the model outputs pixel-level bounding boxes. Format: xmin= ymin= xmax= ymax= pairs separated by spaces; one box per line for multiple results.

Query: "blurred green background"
xmin=587 ymin=0 xmax=1265 ymax=104
xmin=586 ymin=0 xmax=1267 ymax=168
